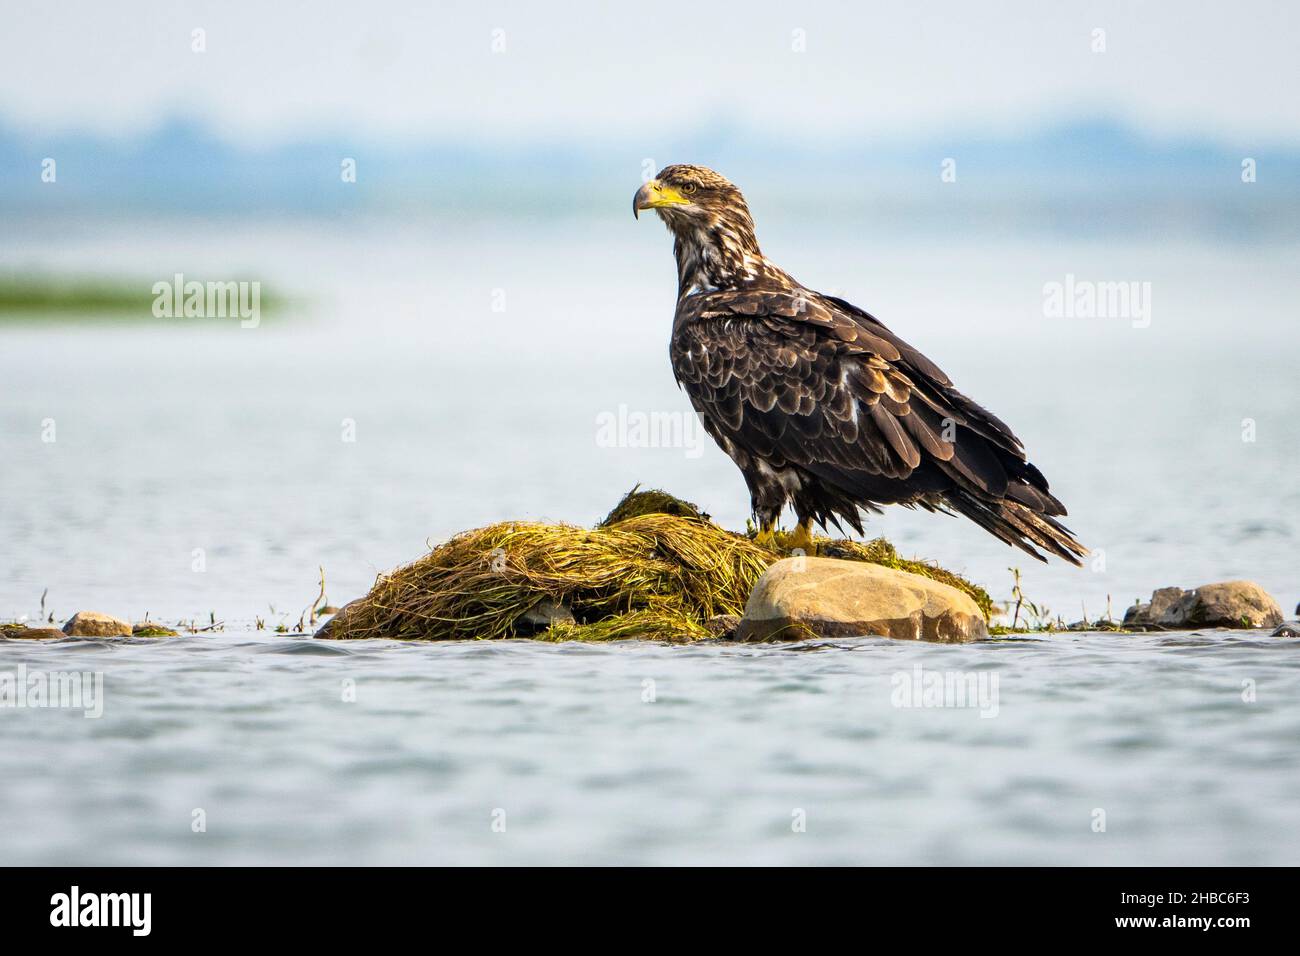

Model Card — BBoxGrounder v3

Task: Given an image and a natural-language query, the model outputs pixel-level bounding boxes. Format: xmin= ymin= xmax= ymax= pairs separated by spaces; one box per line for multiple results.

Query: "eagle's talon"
xmin=788 ymin=519 xmax=816 ymax=556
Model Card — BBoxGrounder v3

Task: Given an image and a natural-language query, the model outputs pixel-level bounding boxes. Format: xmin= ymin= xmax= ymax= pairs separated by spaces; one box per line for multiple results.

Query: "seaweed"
xmin=320 ymin=487 xmax=993 ymax=642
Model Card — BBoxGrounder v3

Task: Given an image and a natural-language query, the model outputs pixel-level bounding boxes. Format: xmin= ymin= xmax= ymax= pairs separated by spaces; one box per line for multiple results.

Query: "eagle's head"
xmin=633 ymin=164 xmax=766 ymax=294
xmin=632 ymin=164 xmax=749 ymax=226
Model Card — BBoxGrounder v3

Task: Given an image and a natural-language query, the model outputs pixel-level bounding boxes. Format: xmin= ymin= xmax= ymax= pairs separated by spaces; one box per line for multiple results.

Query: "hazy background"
xmin=5 ymin=0 xmax=1300 ymax=142
xmin=2 ymin=0 xmax=1297 ymax=626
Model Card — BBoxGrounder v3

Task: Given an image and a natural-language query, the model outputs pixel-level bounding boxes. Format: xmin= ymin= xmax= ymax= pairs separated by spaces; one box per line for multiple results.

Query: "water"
xmin=2 ymin=214 xmax=1298 ymax=863
xmin=2 ymin=628 xmax=1297 ymax=865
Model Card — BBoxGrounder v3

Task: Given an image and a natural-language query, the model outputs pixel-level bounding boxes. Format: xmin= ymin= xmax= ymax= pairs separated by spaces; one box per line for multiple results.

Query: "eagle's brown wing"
xmin=671 ymin=286 xmax=1086 ymax=564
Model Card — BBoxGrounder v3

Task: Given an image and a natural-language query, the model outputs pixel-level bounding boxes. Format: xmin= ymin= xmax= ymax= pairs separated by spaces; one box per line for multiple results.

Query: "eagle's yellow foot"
xmin=754 ymin=524 xmax=778 ymax=549
xmin=789 ymin=519 xmax=816 ymax=555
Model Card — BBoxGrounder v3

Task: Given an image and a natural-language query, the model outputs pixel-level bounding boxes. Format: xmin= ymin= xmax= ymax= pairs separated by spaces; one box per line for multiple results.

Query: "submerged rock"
xmin=736 ymin=557 xmax=988 ymax=643
xmin=1066 ymin=620 xmax=1123 ymax=632
xmin=1124 ymin=581 xmax=1283 ymax=630
xmin=516 ymin=600 xmax=576 ymax=633
xmin=704 ymin=614 xmax=742 ymax=639
xmin=1 ymin=623 xmax=66 ymax=640
xmin=62 ymin=611 xmax=131 ymax=637
xmin=132 ymin=622 xmax=178 ymax=637
xmin=1122 ymin=587 xmax=1184 ymax=629
xmin=1272 ymin=622 xmax=1300 ymax=638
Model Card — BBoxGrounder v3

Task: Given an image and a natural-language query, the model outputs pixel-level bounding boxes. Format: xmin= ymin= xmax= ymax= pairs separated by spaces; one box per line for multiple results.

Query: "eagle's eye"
xmin=682 ymin=182 xmax=698 ymax=196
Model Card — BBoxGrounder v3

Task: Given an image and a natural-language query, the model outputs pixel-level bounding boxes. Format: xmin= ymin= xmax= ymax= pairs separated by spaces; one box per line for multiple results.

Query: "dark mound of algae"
xmin=320 ymin=487 xmax=993 ymax=642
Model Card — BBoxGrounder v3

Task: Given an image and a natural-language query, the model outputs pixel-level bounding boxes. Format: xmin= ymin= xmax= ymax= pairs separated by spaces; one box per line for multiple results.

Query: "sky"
xmin=2 ymin=0 xmax=1298 ymax=147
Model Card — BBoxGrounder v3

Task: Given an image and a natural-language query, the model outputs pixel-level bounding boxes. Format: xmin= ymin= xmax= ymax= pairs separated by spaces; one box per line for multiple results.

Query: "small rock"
xmin=703 ymin=614 xmax=742 ymax=639
xmin=1122 ymin=587 xmax=1185 ymax=628
xmin=132 ymin=622 xmax=178 ymax=637
xmin=1272 ymin=622 xmax=1300 ymax=638
xmin=1125 ymin=581 xmax=1282 ymax=630
xmin=1065 ymin=618 xmax=1124 ymax=632
xmin=1 ymin=623 xmax=66 ymax=640
xmin=62 ymin=611 xmax=132 ymax=638
xmin=516 ymin=599 xmax=576 ymax=634
xmin=736 ymin=557 xmax=987 ymax=643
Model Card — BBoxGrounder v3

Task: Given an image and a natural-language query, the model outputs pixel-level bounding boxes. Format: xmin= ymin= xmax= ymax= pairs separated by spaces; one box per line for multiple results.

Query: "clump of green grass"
xmin=321 ymin=510 xmax=770 ymax=642
xmin=539 ymin=606 xmax=716 ymax=643
xmin=598 ymin=485 xmax=709 ymax=526
xmin=0 ymin=274 xmax=283 ymax=322
xmin=985 ymin=568 xmax=1129 ymax=635
xmin=0 ymin=276 xmax=150 ymax=315
xmin=321 ymin=487 xmax=994 ymax=642
xmin=132 ymin=624 xmax=178 ymax=637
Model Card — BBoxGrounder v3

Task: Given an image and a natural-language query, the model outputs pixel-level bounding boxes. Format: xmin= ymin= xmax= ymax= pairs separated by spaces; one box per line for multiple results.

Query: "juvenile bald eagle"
xmin=634 ymin=164 xmax=1086 ymax=564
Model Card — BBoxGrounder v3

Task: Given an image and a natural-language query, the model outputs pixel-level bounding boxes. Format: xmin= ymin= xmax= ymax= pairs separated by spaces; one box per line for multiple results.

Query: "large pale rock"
xmin=1125 ymin=581 xmax=1283 ymax=630
xmin=736 ymin=557 xmax=988 ymax=643
xmin=62 ymin=611 xmax=132 ymax=638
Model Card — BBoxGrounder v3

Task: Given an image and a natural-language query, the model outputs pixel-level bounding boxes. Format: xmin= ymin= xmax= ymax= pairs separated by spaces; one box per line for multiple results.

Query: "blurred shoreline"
xmin=3 ymin=117 xmax=1298 ymax=241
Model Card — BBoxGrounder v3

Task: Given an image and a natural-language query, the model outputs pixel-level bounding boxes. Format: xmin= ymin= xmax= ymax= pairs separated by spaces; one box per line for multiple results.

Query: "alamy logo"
xmin=1042 ymin=273 xmax=1151 ymax=328
xmin=0 ymin=665 xmax=103 ymax=718
xmin=890 ymin=665 xmax=1000 ymax=718
xmin=50 ymin=886 xmax=151 ymax=936
xmin=152 ymin=273 xmax=261 ymax=328
xmin=595 ymin=404 xmax=706 ymax=458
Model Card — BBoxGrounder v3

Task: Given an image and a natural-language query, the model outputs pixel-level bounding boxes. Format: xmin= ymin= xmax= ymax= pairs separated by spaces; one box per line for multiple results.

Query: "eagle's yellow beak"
xmin=633 ymin=180 xmax=689 ymax=219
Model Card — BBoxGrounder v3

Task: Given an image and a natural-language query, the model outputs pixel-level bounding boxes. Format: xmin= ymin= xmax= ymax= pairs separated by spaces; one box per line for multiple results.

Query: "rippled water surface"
xmin=2 ymin=628 xmax=1297 ymax=865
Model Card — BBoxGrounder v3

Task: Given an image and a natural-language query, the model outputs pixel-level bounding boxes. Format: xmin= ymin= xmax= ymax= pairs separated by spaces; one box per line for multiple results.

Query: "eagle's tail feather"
xmin=946 ymin=490 xmax=1088 ymax=566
